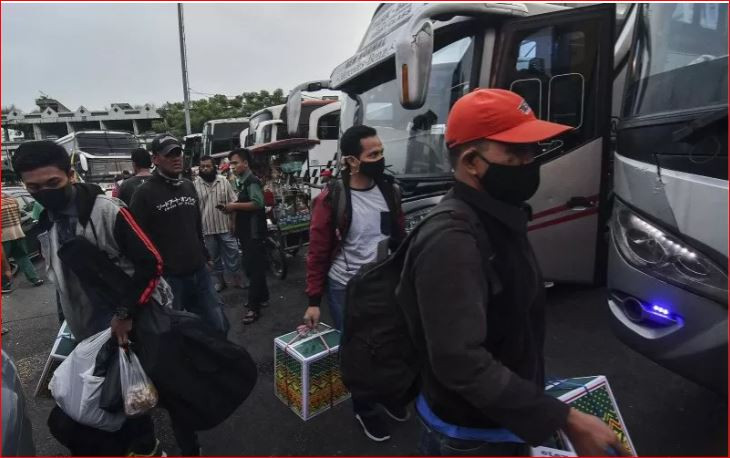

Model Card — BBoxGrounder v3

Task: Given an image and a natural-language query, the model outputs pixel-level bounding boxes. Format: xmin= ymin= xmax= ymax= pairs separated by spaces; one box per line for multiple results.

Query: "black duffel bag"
xmin=58 ymin=235 xmax=258 ymax=431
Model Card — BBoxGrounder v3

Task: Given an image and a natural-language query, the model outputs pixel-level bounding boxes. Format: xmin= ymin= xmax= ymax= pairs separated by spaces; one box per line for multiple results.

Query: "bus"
xmin=244 ymin=99 xmax=340 ymax=196
xmin=606 ymin=3 xmax=727 ymax=394
xmin=286 ymin=3 xmax=727 ymax=392
xmin=55 ymin=130 xmax=140 ymax=194
xmin=202 ymin=117 xmax=249 ymax=159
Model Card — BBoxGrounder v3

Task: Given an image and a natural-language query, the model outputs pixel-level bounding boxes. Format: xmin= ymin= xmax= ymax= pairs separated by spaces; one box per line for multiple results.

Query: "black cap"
xmin=150 ymin=133 xmax=182 ymax=156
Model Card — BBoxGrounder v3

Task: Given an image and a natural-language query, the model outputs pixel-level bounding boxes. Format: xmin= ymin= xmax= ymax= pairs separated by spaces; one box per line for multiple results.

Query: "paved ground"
xmin=1 ymin=254 xmax=727 ymax=456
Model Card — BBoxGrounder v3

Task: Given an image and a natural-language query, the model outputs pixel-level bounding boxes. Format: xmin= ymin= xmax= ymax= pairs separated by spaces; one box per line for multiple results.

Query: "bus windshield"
xmin=86 ymin=158 xmax=134 ymax=181
xmin=625 ymin=3 xmax=728 ymax=118
xmin=340 ymin=36 xmax=475 ymax=181
xmin=76 ymin=133 xmax=140 ymax=156
xmin=209 ymin=122 xmax=248 ymax=155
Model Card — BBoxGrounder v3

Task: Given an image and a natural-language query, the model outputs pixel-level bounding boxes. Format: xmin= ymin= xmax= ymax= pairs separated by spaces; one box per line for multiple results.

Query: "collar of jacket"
xmin=451 ymin=180 xmax=528 ymax=233
xmin=153 ymin=169 xmax=184 ymax=187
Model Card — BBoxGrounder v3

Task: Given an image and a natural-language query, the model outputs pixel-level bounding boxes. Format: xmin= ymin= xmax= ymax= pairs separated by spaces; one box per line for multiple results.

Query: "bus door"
xmin=492 ymin=4 xmax=615 ymax=284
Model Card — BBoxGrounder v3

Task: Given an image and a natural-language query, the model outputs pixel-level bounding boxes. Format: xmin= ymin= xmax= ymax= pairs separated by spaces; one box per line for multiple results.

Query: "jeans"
xmin=2 ymin=238 xmax=40 ymax=283
xmin=240 ymin=237 xmax=269 ymax=311
xmin=164 ymin=265 xmax=230 ymax=336
xmin=418 ymin=419 xmax=528 ymax=456
xmin=204 ymin=232 xmax=241 ymax=275
xmin=326 ymin=278 xmax=347 ymax=332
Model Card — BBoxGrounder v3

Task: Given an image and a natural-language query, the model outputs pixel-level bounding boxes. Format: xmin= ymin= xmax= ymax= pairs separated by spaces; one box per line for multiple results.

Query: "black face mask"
xmin=359 ymin=158 xmax=385 ymax=179
xmin=200 ymin=170 xmax=217 ymax=182
xmin=477 ymin=155 xmax=540 ymax=205
xmin=31 ymin=184 xmax=73 ymax=212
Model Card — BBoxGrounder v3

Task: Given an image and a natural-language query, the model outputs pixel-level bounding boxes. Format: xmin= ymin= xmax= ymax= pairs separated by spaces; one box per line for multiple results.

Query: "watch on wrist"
xmin=114 ymin=308 xmax=131 ymax=320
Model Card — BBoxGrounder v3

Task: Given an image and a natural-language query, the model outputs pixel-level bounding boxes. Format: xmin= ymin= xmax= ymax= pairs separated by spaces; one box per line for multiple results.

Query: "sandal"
xmin=242 ymin=309 xmax=260 ymax=325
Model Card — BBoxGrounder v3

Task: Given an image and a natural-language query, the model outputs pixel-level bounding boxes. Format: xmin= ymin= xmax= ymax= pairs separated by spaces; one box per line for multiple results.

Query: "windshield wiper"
xmin=672 ymin=107 xmax=728 ymax=143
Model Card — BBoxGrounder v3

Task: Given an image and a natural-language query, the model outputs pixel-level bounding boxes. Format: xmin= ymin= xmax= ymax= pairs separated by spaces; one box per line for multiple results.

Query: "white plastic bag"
xmin=49 ymin=328 xmax=126 ymax=432
xmin=119 ymin=347 xmax=158 ymax=416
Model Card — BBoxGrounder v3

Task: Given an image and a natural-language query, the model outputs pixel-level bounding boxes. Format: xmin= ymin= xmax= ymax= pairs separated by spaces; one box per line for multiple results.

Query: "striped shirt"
xmin=1 ymin=194 xmax=25 ymax=242
xmin=193 ymin=175 xmax=238 ymax=235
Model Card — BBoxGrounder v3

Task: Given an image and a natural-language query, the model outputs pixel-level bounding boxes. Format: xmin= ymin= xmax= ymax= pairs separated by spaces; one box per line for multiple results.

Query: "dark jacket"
xmin=37 ymin=183 xmax=168 ymax=340
xmin=117 ymin=174 xmax=152 ymax=206
xmin=129 ymin=171 xmax=207 ymax=276
xmin=305 ymin=175 xmax=405 ymax=306
xmin=397 ymin=181 xmax=570 ymax=446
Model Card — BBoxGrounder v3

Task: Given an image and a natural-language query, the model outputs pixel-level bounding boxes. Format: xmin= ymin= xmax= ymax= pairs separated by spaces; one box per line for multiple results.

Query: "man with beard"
xmin=193 ymin=155 xmax=245 ymax=292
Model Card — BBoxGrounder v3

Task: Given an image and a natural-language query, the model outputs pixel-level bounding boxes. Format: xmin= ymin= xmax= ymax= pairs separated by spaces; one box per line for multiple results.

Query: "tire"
xmin=266 ymin=235 xmax=288 ymax=280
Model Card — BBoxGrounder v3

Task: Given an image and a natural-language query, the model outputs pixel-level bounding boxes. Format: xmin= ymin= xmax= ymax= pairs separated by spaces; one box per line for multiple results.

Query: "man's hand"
xmin=223 ymin=203 xmax=237 ymax=214
xmin=303 ymin=306 xmax=320 ymax=329
xmin=564 ymin=408 xmax=629 ymax=456
xmin=110 ymin=316 xmax=133 ymax=346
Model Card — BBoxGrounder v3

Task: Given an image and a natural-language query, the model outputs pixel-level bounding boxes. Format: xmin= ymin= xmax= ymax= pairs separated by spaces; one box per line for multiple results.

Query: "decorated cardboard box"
xmin=274 ymin=323 xmax=350 ymax=420
xmin=530 ymin=376 xmax=636 ymax=457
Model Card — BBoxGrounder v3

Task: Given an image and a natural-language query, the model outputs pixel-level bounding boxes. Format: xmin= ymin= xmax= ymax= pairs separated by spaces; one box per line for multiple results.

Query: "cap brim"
xmin=159 ymin=144 xmax=182 ymax=156
xmin=485 ymin=119 xmax=573 ymax=144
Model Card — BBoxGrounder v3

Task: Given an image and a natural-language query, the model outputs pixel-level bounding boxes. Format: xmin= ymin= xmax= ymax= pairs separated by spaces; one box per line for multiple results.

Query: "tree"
xmin=154 ymin=89 xmax=287 ymax=137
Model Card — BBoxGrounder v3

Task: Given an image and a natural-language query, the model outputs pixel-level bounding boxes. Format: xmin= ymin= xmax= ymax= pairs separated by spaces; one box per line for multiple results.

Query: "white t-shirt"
xmin=328 ymin=185 xmax=391 ymax=285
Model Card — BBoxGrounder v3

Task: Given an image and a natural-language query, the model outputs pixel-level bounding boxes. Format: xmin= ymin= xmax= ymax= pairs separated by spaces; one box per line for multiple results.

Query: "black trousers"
xmin=48 ymin=406 xmax=156 ymax=456
xmin=240 ymin=237 xmax=269 ymax=311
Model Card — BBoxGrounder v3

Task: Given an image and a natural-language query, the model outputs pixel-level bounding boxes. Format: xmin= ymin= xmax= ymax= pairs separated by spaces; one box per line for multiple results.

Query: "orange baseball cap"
xmin=445 ymin=88 xmax=572 ymax=148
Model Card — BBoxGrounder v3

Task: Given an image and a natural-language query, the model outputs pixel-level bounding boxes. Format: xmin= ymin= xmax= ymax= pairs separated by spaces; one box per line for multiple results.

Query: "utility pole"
xmin=177 ymin=3 xmax=192 ymax=135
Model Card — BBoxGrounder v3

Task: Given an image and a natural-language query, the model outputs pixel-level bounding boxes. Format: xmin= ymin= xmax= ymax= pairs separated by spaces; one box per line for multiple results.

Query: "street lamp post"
xmin=177 ymin=3 xmax=192 ymax=136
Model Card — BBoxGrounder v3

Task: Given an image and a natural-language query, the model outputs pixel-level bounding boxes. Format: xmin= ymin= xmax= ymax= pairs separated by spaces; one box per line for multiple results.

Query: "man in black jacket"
xmin=130 ymin=133 xmax=228 ymax=336
xmin=130 ymin=134 xmax=228 ymax=456
xmin=398 ymin=89 xmax=626 ymax=456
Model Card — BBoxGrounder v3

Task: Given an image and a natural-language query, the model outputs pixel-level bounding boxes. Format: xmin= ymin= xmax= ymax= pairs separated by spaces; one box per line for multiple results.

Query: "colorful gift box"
xmin=274 ymin=323 xmax=350 ymax=420
xmin=530 ymin=376 xmax=636 ymax=457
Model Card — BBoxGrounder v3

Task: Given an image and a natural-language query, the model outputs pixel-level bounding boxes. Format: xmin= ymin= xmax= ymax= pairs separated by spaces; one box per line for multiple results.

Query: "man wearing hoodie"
xmin=11 ymin=140 xmax=167 ymax=456
xmin=129 ymin=133 xmax=228 ymax=456
xmin=129 ymin=133 xmax=228 ymax=336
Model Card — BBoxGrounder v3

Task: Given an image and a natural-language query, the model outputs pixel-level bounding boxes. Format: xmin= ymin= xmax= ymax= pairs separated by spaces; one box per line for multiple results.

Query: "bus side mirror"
xmin=78 ymin=154 xmax=88 ymax=172
xmin=286 ymin=80 xmax=330 ymax=136
xmin=396 ymin=18 xmax=434 ymax=110
xmin=240 ymin=128 xmax=249 ymax=147
xmin=286 ymin=90 xmax=302 ymax=136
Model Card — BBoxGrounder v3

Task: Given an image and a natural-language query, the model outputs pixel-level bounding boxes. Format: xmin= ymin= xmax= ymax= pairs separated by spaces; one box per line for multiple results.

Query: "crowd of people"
xmin=5 ymin=88 xmax=627 ymax=456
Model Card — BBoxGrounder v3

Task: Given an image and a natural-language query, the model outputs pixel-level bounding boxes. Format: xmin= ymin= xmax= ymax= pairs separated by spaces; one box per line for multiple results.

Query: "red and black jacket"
xmin=305 ymin=175 xmax=406 ymax=306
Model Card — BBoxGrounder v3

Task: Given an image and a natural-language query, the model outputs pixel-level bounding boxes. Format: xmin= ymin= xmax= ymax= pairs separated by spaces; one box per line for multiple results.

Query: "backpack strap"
xmin=327 ymin=179 xmax=348 ymax=240
xmin=407 ymin=198 xmax=503 ymax=297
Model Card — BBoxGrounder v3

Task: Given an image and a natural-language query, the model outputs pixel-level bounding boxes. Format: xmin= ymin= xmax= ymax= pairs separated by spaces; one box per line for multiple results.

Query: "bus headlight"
xmin=611 ymin=200 xmax=728 ymax=304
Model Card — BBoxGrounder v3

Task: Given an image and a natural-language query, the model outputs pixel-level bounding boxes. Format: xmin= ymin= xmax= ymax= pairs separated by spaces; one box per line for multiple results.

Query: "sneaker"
xmin=355 ymin=413 xmax=391 ymax=442
xmin=214 ymin=282 xmax=227 ymax=293
xmin=2 ymin=285 xmax=12 ymax=294
xmin=31 ymin=279 xmax=44 ymax=287
xmin=382 ymin=404 xmax=410 ymax=422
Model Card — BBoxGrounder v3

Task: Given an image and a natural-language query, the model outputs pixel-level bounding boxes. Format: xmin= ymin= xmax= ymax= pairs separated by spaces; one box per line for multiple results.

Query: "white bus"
xmin=243 ymin=99 xmax=340 ymax=197
xmin=55 ymin=130 xmax=140 ymax=194
xmin=202 ymin=117 xmax=249 ymax=159
xmin=286 ymin=3 xmax=727 ymax=392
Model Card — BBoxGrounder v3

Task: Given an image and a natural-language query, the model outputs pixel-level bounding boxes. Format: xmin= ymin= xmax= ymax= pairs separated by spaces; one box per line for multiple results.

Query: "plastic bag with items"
xmin=119 ymin=347 xmax=158 ymax=416
xmin=49 ymin=328 xmax=126 ymax=432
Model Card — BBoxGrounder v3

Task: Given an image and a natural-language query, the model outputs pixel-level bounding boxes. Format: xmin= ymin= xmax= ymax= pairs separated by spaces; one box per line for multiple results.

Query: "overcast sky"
xmin=2 ymin=2 xmax=378 ymax=112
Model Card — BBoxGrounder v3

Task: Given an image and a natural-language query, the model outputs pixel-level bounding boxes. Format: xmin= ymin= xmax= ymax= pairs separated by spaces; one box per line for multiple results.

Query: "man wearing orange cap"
xmin=397 ymin=89 xmax=626 ymax=456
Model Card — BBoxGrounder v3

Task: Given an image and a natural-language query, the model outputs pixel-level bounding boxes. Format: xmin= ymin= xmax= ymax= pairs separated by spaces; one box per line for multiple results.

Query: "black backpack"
xmin=339 ymin=197 xmax=502 ymax=404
